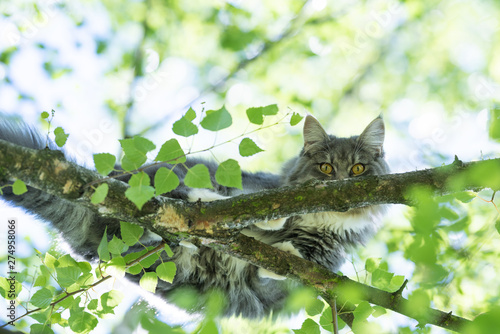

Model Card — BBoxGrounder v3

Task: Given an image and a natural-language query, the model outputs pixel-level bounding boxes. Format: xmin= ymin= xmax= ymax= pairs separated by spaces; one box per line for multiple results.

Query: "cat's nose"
xmin=336 ymin=172 xmax=349 ymax=180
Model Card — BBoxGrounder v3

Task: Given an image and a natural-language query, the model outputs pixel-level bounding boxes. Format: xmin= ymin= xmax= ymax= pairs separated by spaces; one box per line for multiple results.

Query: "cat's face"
xmin=283 ymin=116 xmax=390 ymax=185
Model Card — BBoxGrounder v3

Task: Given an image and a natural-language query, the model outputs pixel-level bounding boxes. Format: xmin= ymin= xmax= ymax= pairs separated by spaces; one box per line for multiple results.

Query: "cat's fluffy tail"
xmin=0 ymin=117 xmax=114 ymax=259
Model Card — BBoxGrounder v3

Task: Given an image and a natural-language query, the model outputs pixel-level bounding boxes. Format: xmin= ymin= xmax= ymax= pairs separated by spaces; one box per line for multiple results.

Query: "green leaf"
xmin=155 ymin=138 xmax=186 ymax=163
xmin=290 ymin=112 xmax=304 ymax=126
xmin=91 ymin=183 xmax=108 ymax=204
xmin=34 ymin=275 xmax=47 ymax=287
xmin=54 ymin=127 xmax=69 ymax=147
xmin=125 ymin=172 xmax=155 ymax=210
xmin=56 ymin=294 xmax=74 ymax=309
xmin=372 ymin=268 xmax=394 ymax=290
xmin=140 ymin=272 xmax=158 ymax=293
xmin=97 ymin=227 xmax=110 ymax=262
xmin=454 ymin=191 xmax=476 ymax=203
xmin=305 ymin=298 xmax=325 ymax=316
xmin=156 ymin=262 xmax=177 ymax=283
xmin=372 ymin=305 xmax=387 ymax=318
xmin=30 ymin=288 xmax=53 ymax=309
xmin=106 ymin=257 xmax=126 ymax=278
xmin=126 ymin=248 xmax=159 ymax=274
xmin=41 ymin=111 xmax=50 ymax=119
xmin=29 ymin=312 xmax=48 ymax=324
xmin=389 ymin=275 xmax=406 ymax=292
xmin=78 ymin=261 xmax=92 ymax=274
xmin=93 ymin=153 xmax=116 ymax=176
xmin=320 ymin=306 xmax=346 ymax=331
xmin=293 ymin=319 xmax=320 ymax=334
xmin=108 ymin=235 xmax=129 ymax=255
xmin=185 ymin=107 xmax=196 ymax=120
xmin=154 ymin=167 xmax=180 ymax=195
xmin=44 ymin=253 xmax=57 ymax=269
xmin=164 ymin=244 xmax=174 ymax=257
xmin=76 ymin=273 xmax=94 ymax=286
xmin=68 ymin=310 xmax=98 ymax=333
xmin=185 ymin=164 xmax=213 ymax=189
xmin=365 ymin=257 xmax=381 ymax=273
xmin=464 ymin=307 xmax=500 ymax=334
xmin=87 ymin=299 xmax=98 ymax=311
xmin=196 ymin=320 xmax=218 ymax=334
xmin=30 ymin=324 xmax=54 ymax=334
xmin=173 ymin=115 xmax=198 ymax=137
xmin=55 ymin=254 xmax=79 ymax=268
xmin=239 ymin=138 xmax=264 ymax=157
xmin=120 ymin=136 xmax=156 ymax=170
xmin=406 ymin=289 xmax=430 ymax=320
xmin=12 ymin=179 xmax=27 ymax=195
xmin=101 ymin=290 xmax=123 ymax=314
xmin=353 ymin=301 xmax=374 ymax=322
xmin=215 ymin=159 xmax=242 ymax=189
xmin=489 ymin=106 xmax=500 ymax=141
xmin=56 ymin=266 xmax=82 ymax=288
xmin=200 ymin=105 xmax=232 ymax=131
xmin=120 ymin=221 xmax=144 ymax=247
xmin=246 ymin=104 xmax=279 ymax=125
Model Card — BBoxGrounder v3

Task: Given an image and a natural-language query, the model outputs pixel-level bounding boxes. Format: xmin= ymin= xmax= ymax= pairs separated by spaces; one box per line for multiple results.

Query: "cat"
xmin=0 ymin=114 xmax=389 ymax=317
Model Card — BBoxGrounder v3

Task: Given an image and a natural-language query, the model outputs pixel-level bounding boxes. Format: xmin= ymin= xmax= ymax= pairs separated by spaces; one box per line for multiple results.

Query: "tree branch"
xmin=1 ymin=139 xmax=497 ymax=239
xmin=208 ymin=234 xmax=471 ymax=332
xmin=0 ymin=140 xmax=493 ymax=332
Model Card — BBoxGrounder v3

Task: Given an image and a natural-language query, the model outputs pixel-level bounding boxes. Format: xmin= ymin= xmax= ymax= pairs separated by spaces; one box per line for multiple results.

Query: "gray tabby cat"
xmin=0 ymin=114 xmax=389 ymax=317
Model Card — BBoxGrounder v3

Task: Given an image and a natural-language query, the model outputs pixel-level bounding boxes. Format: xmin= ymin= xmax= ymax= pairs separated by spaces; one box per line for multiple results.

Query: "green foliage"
xmin=239 ymin=137 xmax=264 ymax=157
xmin=97 ymin=226 xmax=110 ymax=262
xmin=125 ymin=171 xmax=155 ymax=210
xmin=246 ymin=104 xmax=279 ymax=125
xmin=185 ymin=164 xmax=213 ymax=189
xmin=120 ymin=221 xmax=144 ymax=246
xmin=140 ymin=272 xmax=158 ymax=293
xmin=91 ymin=183 xmax=108 ymax=204
xmin=53 ymin=127 xmax=69 ymax=147
xmin=12 ymin=179 xmax=28 ymax=195
xmin=290 ymin=112 xmax=304 ymax=126
xmin=489 ymin=106 xmax=500 ymax=141
xmin=293 ymin=318 xmax=320 ymax=334
xmin=120 ymin=136 xmax=156 ymax=171
xmin=200 ymin=106 xmax=232 ymax=131
xmin=215 ymin=159 xmax=242 ymax=189
xmin=154 ymin=167 xmax=180 ymax=195
xmin=155 ymin=138 xmax=186 ymax=164
xmin=172 ymin=108 xmax=198 ymax=137
xmin=464 ymin=307 xmax=500 ymax=334
xmin=93 ymin=153 xmax=116 ymax=176
xmin=156 ymin=262 xmax=177 ymax=283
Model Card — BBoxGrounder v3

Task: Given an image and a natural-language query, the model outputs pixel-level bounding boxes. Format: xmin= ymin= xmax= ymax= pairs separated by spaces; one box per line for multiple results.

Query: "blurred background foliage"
xmin=1 ymin=0 xmax=500 ymax=333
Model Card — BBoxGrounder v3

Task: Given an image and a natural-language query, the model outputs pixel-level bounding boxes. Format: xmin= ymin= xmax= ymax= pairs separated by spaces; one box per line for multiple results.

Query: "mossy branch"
xmin=1 ymin=138 xmax=498 ymax=240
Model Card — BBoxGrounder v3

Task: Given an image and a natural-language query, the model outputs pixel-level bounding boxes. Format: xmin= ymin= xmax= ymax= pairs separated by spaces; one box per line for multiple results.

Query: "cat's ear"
xmin=358 ymin=116 xmax=385 ymax=157
xmin=303 ymin=116 xmax=329 ymax=150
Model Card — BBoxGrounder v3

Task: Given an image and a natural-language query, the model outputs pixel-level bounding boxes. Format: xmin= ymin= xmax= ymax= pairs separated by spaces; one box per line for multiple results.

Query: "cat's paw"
xmin=187 ymin=189 xmax=230 ymax=202
xmin=254 ymin=218 xmax=287 ymax=230
xmin=258 ymin=267 xmax=286 ymax=280
xmin=272 ymin=241 xmax=303 ymax=258
xmin=179 ymin=240 xmax=198 ymax=250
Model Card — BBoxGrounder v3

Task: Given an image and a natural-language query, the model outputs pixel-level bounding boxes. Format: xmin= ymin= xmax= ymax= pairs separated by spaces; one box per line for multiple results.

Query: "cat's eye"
xmin=319 ymin=163 xmax=333 ymax=174
xmin=351 ymin=163 xmax=365 ymax=175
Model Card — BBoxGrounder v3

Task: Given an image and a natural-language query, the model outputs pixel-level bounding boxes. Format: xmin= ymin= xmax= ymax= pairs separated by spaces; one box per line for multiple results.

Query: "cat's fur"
xmin=0 ymin=115 xmax=389 ymax=317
